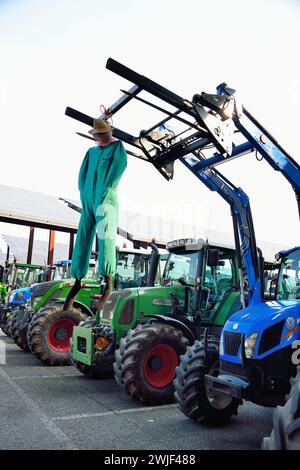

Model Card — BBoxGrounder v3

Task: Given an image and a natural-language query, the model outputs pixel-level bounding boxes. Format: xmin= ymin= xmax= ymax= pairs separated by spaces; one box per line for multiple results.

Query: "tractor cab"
xmin=276 ymin=247 xmax=300 ymax=301
xmin=8 ymin=263 xmax=45 ymax=291
xmin=161 ymin=238 xmax=241 ymax=331
xmin=115 ymin=247 xmax=151 ymax=290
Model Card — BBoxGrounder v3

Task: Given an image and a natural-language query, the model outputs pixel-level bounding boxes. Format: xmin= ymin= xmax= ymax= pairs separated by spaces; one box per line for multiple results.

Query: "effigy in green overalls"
xmin=63 ymin=119 xmax=127 ymax=311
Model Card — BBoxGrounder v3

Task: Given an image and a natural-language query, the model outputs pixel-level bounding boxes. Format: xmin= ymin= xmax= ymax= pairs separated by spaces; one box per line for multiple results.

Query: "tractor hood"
xmin=221 ymin=300 xmax=300 ymax=362
xmin=224 ymin=300 xmax=300 ymax=335
xmin=8 ymin=287 xmax=31 ymax=304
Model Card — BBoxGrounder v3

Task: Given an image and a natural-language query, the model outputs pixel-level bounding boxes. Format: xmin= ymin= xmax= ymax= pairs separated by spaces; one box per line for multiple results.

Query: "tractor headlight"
xmin=244 ymin=332 xmax=258 ymax=359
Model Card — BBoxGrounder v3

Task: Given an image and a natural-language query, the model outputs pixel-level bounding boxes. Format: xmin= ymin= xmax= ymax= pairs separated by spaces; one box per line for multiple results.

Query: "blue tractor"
xmin=168 ymin=85 xmax=300 ymax=441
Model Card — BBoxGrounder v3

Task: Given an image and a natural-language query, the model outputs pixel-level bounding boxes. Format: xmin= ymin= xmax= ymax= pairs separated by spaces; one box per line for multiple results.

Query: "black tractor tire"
xmin=262 ymin=368 xmax=300 ymax=450
xmin=6 ymin=311 xmax=17 ymax=338
xmin=0 ymin=309 xmax=13 ymax=336
xmin=114 ymin=322 xmax=190 ymax=405
xmin=27 ymin=304 xmax=87 ymax=366
xmin=70 ymin=318 xmax=114 ymax=379
xmin=174 ymin=339 xmax=240 ymax=424
xmin=12 ymin=322 xmax=30 ymax=351
xmin=1 ymin=323 xmax=10 ymax=336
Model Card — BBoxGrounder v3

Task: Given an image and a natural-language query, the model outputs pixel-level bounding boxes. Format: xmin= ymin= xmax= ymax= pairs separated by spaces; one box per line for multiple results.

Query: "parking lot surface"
xmin=0 ymin=331 xmax=273 ymax=450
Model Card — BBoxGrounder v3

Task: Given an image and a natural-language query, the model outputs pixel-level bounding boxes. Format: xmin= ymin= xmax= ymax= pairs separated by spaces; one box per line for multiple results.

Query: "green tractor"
xmin=71 ymin=237 xmax=243 ymax=404
xmin=0 ymin=262 xmax=46 ymax=335
xmin=13 ymin=247 xmax=155 ymax=366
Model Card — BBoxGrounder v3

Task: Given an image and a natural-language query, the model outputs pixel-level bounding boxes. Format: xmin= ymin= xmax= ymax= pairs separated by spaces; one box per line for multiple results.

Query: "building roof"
xmin=0 ymin=184 xmax=80 ymax=232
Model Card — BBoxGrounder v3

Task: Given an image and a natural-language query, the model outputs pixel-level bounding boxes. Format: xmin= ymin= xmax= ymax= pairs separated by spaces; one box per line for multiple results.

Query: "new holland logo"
xmin=286 ymin=316 xmax=296 ymax=331
xmin=233 ymin=323 xmax=239 ymax=330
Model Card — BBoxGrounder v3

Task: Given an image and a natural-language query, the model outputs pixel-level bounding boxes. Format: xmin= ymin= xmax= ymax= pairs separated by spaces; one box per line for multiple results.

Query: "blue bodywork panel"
xmin=220 ymin=300 xmax=300 ymax=364
xmin=8 ymin=287 xmax=31 ymax=305
xmin=278 ymin=246 xmax=300 ymax=257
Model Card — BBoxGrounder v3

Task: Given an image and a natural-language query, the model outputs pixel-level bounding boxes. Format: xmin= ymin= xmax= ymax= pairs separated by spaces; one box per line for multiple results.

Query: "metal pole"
xmin=68 ymin=232 xmax=74 ymax=260
xmin=47 ymin=230 xmax=55 ymax=266
xmin=27 ymin=226 xmax=35 ymax=264
xmin=95 ymin=236 xmax=99 ymax=260
xmin=6 ymin=245 xmax=10 ymax=263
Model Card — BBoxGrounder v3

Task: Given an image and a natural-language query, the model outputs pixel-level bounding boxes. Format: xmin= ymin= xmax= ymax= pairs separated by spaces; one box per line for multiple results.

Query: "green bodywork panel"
xmin=34 ymin=279 xmax=99 ymax=312
xmin=0 ymin=284 xmax=7 ymax=303
xmin=114 ymin=285 xmax=190 ymax=343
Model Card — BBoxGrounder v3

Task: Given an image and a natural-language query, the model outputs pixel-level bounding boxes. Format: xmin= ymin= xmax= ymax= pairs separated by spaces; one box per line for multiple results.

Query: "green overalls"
xmin=71 ymin=140 xmax=127 ymax=280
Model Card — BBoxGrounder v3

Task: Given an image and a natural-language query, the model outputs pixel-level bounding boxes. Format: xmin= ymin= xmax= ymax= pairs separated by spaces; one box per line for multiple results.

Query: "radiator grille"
xmin=223 ymin=331 xmax=242 ymax=356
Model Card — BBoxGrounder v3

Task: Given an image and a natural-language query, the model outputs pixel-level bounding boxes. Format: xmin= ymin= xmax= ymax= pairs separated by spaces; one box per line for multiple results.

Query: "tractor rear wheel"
xmin=174 ymin=339 xmax=240 ymax=424
xmin=262 ymin=368 xmax=300 ymax=450
xmin=27 ymin=305 xmax=87 ymax=366
xmin=114 ymin=322 xmax=189 ymax=405
xmin=70 ymin=318 xmax=114 ymax=379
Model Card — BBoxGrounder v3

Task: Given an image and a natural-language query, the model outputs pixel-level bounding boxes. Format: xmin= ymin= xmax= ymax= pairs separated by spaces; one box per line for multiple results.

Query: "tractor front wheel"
xmin=27 ymin=305 xmax=87 ymax=366
xmin=12 ymin=323 xmax=30 ymax=351
xmin=262 ymin=368 xmax=300 ymax=450
xmin=114 ymin=322 xmax=189 ymax=405
xmin=6 ymin=311 xmax=17 ymax=338
xmin=174 ymin=339 xmax=240 ymax=424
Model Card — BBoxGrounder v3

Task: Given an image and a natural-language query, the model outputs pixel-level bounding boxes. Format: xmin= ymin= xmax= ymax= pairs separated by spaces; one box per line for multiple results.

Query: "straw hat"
xmin=88 ymin=118 xmax=112 ymax=135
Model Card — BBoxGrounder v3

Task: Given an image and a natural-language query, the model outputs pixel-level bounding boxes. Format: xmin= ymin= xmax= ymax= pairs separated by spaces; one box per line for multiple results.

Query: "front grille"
xmin=223 ymin=331 xmax=242 ymax=356
xmin=77 ymin=337 xmax=87 ymax=354
xmin=258 ymin=321 xmax=285 ymax=355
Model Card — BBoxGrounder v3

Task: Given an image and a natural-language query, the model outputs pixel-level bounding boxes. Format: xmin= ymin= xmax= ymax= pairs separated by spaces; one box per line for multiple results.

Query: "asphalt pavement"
xmin=0 ymin=331 xmax=274 ymax=450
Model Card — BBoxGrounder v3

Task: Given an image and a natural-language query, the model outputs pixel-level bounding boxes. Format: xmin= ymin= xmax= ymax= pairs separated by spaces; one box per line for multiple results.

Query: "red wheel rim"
xmin=143 ymin=343 xmax=178 ymax=388
xmin=47 ymin=318 xmax=76 ymax=352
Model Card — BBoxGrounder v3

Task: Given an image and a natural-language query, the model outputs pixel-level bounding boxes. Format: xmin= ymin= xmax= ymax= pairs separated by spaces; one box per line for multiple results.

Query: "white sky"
xmin=0 ymin=0 xmax=299 ymax=250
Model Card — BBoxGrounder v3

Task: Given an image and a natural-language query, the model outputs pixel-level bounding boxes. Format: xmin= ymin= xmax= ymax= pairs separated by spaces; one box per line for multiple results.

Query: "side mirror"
xmin=207 ymin=249 xmax=219 ymax=268
xmin=269 ymin=277 xmax=277 ymax=300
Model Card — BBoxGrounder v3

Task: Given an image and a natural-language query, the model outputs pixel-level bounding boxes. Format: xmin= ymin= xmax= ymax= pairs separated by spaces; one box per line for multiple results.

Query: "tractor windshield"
xmin=53 ymin=264 xmax=72 ymax=281
xmin=163 ymin=251 xmax=199 ymax=286
xmin=14 ymin=266 xmax=45 ymax=289
xmin=277 ymin=250 xmax=300 ymax=301
xmin=115 ymin=252 xmax=149 ymax=289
